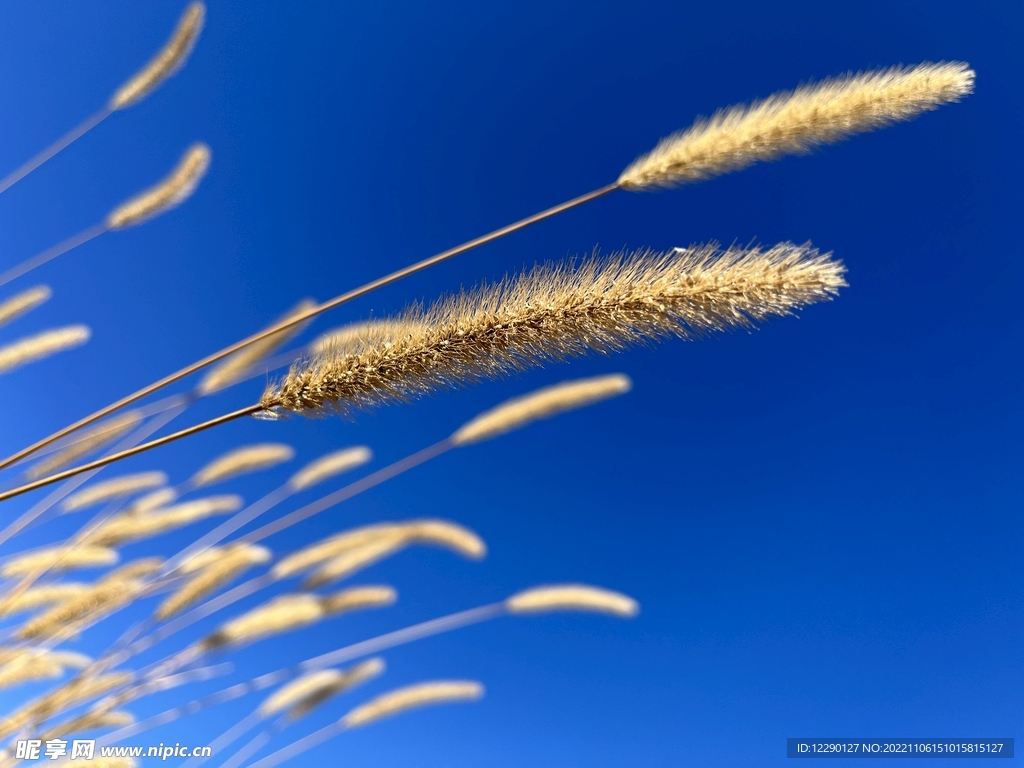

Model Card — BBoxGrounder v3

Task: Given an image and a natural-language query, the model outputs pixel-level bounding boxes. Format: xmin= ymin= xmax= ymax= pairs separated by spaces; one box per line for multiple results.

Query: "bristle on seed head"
xmin=618 ymin=61 xmax=975 ymax=190
xmin=198 ymin=299 xmax=317 ymax=395
xmin=261 ymin=243 xmax=845 ymax=418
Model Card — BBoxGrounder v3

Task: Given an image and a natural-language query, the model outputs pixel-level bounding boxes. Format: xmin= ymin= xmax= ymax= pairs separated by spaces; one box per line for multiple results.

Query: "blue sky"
xmin=0 ymin=1 xmax=1021 ymax=766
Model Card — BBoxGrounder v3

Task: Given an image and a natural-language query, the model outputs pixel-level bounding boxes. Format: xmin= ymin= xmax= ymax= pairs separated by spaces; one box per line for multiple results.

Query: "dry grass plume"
xmin=0 ymin=583 xmax=90 ymax=617
xmin=261 ymin=658 xmax=385 ymax=720
xmin=197 ymin=300 xmax=317 ymax=395
xmin=109 ymin=2 xmax=206 ymax=110
xmin=341 ymin=680 xmax=483 ymax=728
xmin=202 ymin=586 xmax=395 ymax=650
xmin=618 ymin=62 xmax=974 ymax=189
xmin=156 ymin=544 xmax=271 ymax=620
xmin=0 ymin=285 xmax=51 ymax=329
xmin=506 ymin=584 xmax=639 ymax=617
xmin=26 ymin=411 xmax=143 ymax=479
xmin=61 ymin=472 xmax=168 ymax=513
xmin=106 ymin=143 xmax=211 ymax=229
xmin=0 ymin=325 xmax=90 ymax=375
xmin=86 ymin=496 xmax=243 ymax=547
xmin=452 ymin=373 xmax=631 ymax=444
xmin=0 ymin=651 xmax=90 ymax=690
xmin=261 ymin=243 xmax=845 ymax=417
xmin=287 ymin=446 xmax=373 ymax=492
xmin=2 ymin=546 xmax=118 ymax=578
xmin=190 ymin=444 xmax=295 ymax=487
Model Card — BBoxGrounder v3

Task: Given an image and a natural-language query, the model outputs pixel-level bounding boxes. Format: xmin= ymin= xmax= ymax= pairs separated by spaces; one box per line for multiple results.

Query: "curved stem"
xmin=0 ymin=182 xmax=620 ymax=471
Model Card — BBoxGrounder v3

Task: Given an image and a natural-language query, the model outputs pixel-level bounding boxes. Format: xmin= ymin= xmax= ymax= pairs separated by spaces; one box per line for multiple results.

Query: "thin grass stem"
xmin=0 ymin=183 xmax=619 ymax=471
xmin=0 ymin=405 xmax=262 ymax=503
xmin=0 ymin=108 xmax=112 ymax=197
xmin=97 ymin=603 xmax=504 ymax=746
xmin=0 ymin=223 xmax=109 ymax=288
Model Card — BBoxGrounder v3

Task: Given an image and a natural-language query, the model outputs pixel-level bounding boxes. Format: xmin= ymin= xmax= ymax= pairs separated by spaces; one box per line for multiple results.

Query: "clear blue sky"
xmin=0 ymin=1 xmax=1021 ymax=766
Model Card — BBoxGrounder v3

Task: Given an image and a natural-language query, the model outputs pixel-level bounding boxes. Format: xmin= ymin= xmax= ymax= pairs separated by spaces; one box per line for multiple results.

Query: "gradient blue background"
xmin=0 ymin=1 xmax=1021 ymax=765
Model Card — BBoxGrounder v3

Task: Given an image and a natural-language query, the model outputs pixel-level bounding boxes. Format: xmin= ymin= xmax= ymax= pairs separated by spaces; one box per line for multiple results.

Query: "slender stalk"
xmin=0 ymin=404 xmax=188 ymax=619
xmin=218 ymin=723 xmax=278 ymax=768
xmin=97 ymin=603 xmax=504 ymax=746
xmin=0 ymin=404 xmax=262 ymax=503
xmin=0 ymin=108 xmax=112 ymax=197
xmin=248 ymin=722 xmax=340 ymax=768
xmin=0 ymin=397 xmax=189 ymax=543
xmin=242 ymin=439 xmax=453 ymax=544
xmin=101 ymin=439 xmax=454 ymax=673
xmin=0 ymin=223 xmax=109 ymax=288
xmin=0 ymin=183 xmax=620 ymax=471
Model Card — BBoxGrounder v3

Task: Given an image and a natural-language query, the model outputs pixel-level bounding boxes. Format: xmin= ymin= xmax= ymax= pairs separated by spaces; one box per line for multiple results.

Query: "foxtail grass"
xmin=213 ymin=659 xmax=385 ymax=768
xmin=0 ymin=238 xmax=844 ymax=499
xmin=109 ymin=2 xmax=206 ymax=110
xmin=261 ymin=243 xmax=844 ymax=418
xmin=264 ymin=659 xmax=385 ymax=720
xmin=0 ymin=325 xmax=90 ymax=375
xmin=341 ymin=679 xmax=484 ymax=729
xmin=190 ymin=444 xmax=295 ymax=488
xmin=619 ymin=62 xmax=974 ymax=189
xmin=0 ymin=651 xmax=90 ymax=690
xmin=0 ymin=286 xmax=51 ymax=329
xmin=452 ymin=373 xmax=631 ymax=445
xmin=61 ymin=472 xmax=168 ymax=513
xmin=0 ymin=3 xmax=206 ymax=199
xmin=287 ymin=447 xmax=372 ymax=492
xmin=197 ymin=300 xmax=317 ymax=396
xmin=506 ymin=583 xmax=640 ymax=617
xmin=95 ymin=585 xmax=637 ymax=749
xmin=105 ymin=143 xmax=211 ymax=229
xmin=85 ymin=495 xmax=243 ymax=547
xmin=0 ymin=583 xmax=90 ymax=617
xmin=1 ymin=60 xmax=969 ymax=471
xmin=156 ymin=544 xmax=271 ymax=620
xmin=25 ymin=412 xmax=143 ymax=480
xmin=0 ymin=671 xmax=131 ymax=740
xmin=201 ymin=586 xmax=396 ymax=650
xmin=246 ymin=681 xmax=483 ymax=768
xmin=0 ymin=144 xmax=210 ymax=288
xmin=1 ymin=546 xmax=118 ymax=578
